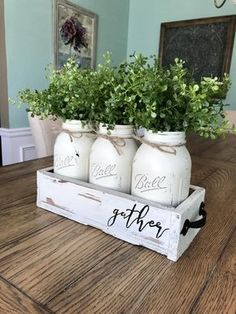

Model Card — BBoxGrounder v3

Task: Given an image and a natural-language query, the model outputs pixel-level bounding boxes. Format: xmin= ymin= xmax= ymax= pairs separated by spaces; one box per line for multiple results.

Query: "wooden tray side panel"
xmin=37 ymin=169 xmax=206 ymax=262
xmin=37 ymin=171 xmax=172 ymax=258
xmin=172 ymin=187 xmax=206 ymax=261
xmin=100 ymin=194 xmax=172 ymax=256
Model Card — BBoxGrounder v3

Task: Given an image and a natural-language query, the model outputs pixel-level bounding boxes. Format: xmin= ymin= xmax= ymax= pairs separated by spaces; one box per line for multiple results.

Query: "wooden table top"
xmin=0 ymin=134 xmax=235 ymax=314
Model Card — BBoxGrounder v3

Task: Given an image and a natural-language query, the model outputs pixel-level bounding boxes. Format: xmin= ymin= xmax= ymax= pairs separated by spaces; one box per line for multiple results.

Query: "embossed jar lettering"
xmin=91 ymin=163 xmax=117 ymax=180
xmin=134 ymin=174 xmax=167 ymax=193
xmin=54 ymin=120 xmax=94 ymax=180
xmin=89 ymin=124 xmax=138 ymax=193
xmin=54 ymin=155 xmax=76 ymax=171
xmin=132 ymin=131 xmax=191 ymax=207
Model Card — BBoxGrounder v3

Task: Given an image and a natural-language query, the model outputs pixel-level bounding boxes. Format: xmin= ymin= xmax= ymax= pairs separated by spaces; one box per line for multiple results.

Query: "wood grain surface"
xmin=0 ymin=135 xmax=235 ymax=313
xmin=192 ymin=228 xmax=236 ymax=314
xmin=187 ymin=133 xmax=236 ymax=164
xmin=0 ymin=276 xmax=51 ymax=313
xmin=0 ymin=220 xmax=123 ymax=303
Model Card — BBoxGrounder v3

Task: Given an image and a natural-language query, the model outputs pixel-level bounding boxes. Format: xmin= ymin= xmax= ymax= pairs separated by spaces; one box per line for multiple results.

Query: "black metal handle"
xmin=181 ymin=202 xmax=207 ymax=236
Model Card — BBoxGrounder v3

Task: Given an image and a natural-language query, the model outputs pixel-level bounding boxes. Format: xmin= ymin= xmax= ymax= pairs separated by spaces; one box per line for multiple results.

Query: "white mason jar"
xmin=54 ymin=120 xmax=94 ymax=180
xmin=131 ymin=131 xmax=191 ymax=207
xmin=89 ymin=124 xmax=138 ymax=193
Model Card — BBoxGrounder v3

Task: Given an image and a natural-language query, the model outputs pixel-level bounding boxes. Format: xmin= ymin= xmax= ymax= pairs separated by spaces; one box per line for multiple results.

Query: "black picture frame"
xmin=159 ymin=15 xmax=236 ymax=82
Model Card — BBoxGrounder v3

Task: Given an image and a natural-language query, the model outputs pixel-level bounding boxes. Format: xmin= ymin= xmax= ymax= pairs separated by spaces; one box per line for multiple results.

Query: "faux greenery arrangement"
xmin=88 ymin=53 xmax=233 ymax=139
xmin=90 ymin=53 xmax=159 ymax=130
xmin=17 ymin=59 xmax=94 ymax=123
xmin=124 ymin=55 xmax=232 ymax=139
xmin=89 ymin=52 xmax=135 ymax=129
xmin=17 ymin=53 xmax=233 ymax=139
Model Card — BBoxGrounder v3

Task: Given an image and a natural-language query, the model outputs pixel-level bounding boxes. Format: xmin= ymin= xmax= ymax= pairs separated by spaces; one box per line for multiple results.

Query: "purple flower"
xmin=60 ymin=16 xmax=88 ymax=52
xmin=60 ymin=17 xmax=77 ymax=45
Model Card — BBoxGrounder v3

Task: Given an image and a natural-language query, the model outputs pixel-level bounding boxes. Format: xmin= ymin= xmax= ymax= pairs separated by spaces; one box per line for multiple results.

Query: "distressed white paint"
xmin=89 ymin=124 xmax=138 ymax=193
xmin=54 ymin=120 xmax=94 ymax=180
xmin=132 ymin=131 xmax=191 ymax=207
xmin=0 ymin=127 xmax=36 ymax=165
xmin=37 ymin=168 xmax=205 ymax=262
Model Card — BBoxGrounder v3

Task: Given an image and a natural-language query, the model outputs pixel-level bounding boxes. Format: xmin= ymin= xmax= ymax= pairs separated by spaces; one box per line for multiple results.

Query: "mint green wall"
xmin=4 ymin=0 xmax=130 ymax=128
xmin=5 ymin=0 xmax=53 ymax=128
xmin=72 ymin=0 xmax=129 ymax=65
xmin=127 ymin=0 xmax=236 ymax=109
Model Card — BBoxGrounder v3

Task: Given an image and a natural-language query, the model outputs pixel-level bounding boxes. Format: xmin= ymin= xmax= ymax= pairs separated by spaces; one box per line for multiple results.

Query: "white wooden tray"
xmin=37 ymin=168 xmax=206 ymax=261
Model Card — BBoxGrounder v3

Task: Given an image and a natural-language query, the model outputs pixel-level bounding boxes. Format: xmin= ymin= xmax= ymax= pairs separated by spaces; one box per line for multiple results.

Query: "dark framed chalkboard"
xmin=159 ymin=15 xmax=236 ymax=82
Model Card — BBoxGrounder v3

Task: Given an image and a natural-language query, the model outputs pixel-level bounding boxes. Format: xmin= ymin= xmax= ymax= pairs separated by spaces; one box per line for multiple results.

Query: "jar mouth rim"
xmin=99 ymin=123 xmax=134 ymax=129
xmin=145 ymin=130 xmax=186 ymax=135
xmin=64 ymin=119 xmax=84 ymax=125
xmin=99 ymin=123 xmax=134 ymax=136
xmin=144 ymin=130 xmax=186 ymax=145
xmin=63 ymin=120 xmax=92 ymax=132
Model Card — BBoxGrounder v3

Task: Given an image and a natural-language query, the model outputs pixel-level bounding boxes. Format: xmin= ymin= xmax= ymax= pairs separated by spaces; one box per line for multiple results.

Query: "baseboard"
xmin=0 ymin=127 xmax=37 ymax=165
